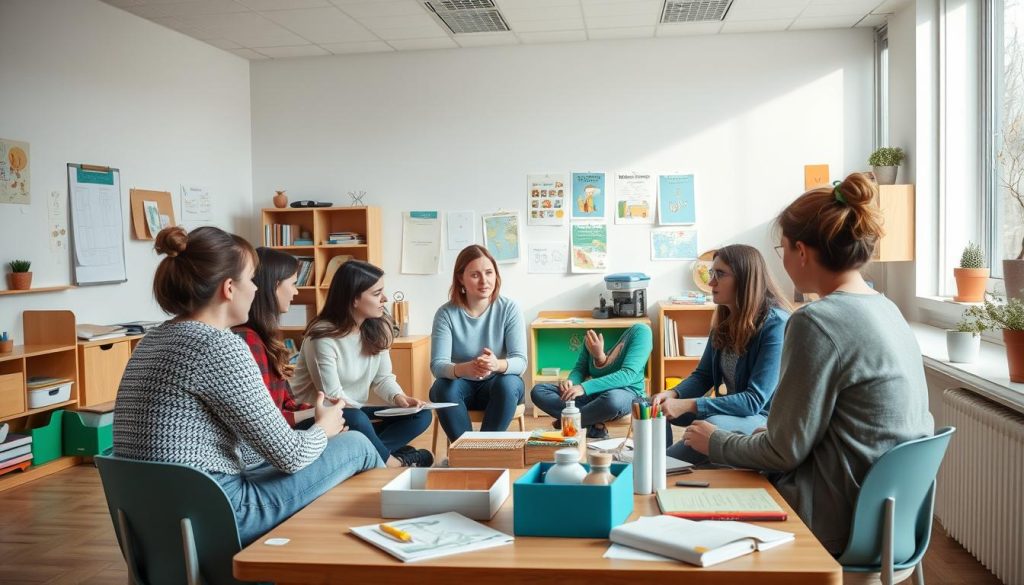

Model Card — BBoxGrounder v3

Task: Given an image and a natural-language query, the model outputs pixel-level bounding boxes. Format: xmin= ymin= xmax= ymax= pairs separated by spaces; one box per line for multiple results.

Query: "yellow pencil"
xmin=379 ymin=523 xmax=413 ymax=543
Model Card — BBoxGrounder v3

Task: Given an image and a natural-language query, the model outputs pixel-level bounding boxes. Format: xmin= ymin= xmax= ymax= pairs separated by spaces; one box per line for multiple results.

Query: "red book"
xmin=656 ymin=488 xmax=788 ymax=522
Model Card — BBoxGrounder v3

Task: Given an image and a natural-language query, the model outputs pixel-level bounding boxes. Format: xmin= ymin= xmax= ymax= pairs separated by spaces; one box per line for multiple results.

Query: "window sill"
xmin=909 ymin=322 xmax=1024 ymax=414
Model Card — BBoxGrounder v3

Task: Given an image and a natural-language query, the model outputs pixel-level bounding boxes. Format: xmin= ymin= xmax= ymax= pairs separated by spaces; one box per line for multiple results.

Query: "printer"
xmin=603 ymin=272 xmax=650 ymax=318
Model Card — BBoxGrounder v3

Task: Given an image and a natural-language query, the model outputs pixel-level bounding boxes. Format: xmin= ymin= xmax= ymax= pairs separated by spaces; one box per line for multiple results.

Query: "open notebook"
xmin=350 ymin=511 xmax=513 ymax=563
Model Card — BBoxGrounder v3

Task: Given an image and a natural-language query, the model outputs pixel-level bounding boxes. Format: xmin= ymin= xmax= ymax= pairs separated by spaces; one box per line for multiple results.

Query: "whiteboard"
xmin=68 ymin=164 xmax=127 ymax=285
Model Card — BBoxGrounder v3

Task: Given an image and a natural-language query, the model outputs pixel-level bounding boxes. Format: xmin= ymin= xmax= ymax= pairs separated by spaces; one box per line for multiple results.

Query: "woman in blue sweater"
xmin=429 ymin=245 xmax=528 ymax=443
xmin=652 ymin=244 xmax=790 ymax=464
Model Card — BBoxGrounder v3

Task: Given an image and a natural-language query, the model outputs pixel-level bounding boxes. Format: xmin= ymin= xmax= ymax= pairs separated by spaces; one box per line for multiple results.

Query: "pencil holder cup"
xmin=632 ymin=417 xmax=652 ymax=495
xmin=0 ymin=339 xmax=12 ymax=353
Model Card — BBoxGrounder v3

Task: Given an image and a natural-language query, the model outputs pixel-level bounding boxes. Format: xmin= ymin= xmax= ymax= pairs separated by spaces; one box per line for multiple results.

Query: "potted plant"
xmin=947 ymin=313 xmax=986 ymax=364
xmin=953 ymin=242 xmax=989 ymax=302
xmin=868 ymin=147 xmax=905 ymax=185
xmin=963 ymin=295 xmax=1024 ymax=382
xmin=7 ymin=260 xmax=31 ymax=290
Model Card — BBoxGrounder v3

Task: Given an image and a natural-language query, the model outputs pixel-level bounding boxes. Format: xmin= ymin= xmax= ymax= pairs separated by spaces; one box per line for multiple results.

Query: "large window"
xmin=990 ymin=0 xmax=1024 ymax=275
xmin=876 ymin=25 xmax=890 ymax=149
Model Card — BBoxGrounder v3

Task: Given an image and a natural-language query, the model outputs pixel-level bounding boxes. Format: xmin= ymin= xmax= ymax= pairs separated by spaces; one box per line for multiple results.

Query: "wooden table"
xmin=233 ymin=468 xmax=841 ymax=585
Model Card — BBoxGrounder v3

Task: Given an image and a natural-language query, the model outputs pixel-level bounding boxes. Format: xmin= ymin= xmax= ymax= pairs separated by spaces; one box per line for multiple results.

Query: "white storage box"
xmin=682 ymin=336 xmax=708 ymax=357
xmin=27 ymin=380 xmax=73 ymax=409
xmin=380 ymin=468 xmax=510 ymax=520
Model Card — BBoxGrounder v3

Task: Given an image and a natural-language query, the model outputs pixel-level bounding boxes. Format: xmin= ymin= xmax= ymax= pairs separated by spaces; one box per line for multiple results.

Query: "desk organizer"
xmin=63 ymin=410 xmax=113 ymax=456
xmin=513 ymin=462 xmax=633 ymax=537
xmin=29 ymin=410 xmax=63 ymax=466
xmin=381 ymin=468 xmax=510 ymax=520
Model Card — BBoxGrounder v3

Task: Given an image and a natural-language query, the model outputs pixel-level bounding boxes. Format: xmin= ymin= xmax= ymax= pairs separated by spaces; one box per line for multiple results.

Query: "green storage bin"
xmin=29 ymin=410 xmax=64 ymax=465
xmin=63 ymin=410 xmax=113 ymax=456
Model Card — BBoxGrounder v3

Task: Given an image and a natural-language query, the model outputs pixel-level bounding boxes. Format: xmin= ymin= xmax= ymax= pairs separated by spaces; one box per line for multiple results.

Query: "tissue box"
xmin=513 ymin=462 xmax=634 ymax=537
xmin=381 ymin=468 xmax=510 ymax=520
xmin=682 ymin=336 xmax=708 ymax=357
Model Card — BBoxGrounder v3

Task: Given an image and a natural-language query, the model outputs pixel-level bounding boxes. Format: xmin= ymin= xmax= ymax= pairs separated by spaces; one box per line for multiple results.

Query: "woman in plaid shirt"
xmin=233 ymin=247 xmax=313 ymax=428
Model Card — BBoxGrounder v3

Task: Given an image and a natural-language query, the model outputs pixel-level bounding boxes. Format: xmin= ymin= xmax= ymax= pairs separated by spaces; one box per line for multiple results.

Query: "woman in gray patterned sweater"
xmin=114 ymin=226 xmax=382 ymax=546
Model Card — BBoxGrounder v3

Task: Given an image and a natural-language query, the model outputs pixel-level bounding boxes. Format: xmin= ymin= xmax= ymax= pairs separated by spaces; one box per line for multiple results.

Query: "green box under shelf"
xmin=63 ymin=410 xmax=113 ymax=456
xmin=29 ymin=410 xmax=64 ymax=466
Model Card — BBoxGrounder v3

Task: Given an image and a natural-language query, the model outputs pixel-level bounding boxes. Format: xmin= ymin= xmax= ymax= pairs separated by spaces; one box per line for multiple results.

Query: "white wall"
xmin=0 ymin=0 xmax=252 ymax=338
xmin=252 ymin=30 xmax=874 ymax=334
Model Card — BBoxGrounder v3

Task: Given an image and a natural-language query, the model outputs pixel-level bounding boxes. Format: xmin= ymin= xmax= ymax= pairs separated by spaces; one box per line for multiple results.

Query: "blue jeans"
xmin=530 ymin=383 xmax=639 ymax=427
xmin=666 ymin=412 xmax=767 ymax=465
xmin=212 ymin=431 xmax=383 ymax=546
xmin=429 ymin=374 xmax=525 ymax=442
xmin=344 ymin=406 xmax=432 ymax=462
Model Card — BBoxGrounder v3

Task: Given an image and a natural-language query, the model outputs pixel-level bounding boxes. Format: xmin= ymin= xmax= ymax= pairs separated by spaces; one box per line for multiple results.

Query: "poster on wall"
xmin=527 ymin=242 xmax=569 ymax=274
xmin=180 ymin=185 xmax=212 ymax=231
xmin=0 ymin=138 xmax=30 ymax=205
xmin=482 ymin=211 xmax=521 ymax=264
xmin=651 ymin=227 xmax=699 ymax=261
xmin=527 ymin=174 xmax=568 ymax=226
xmin=571 ymin=223 xmax=608 ymax=273
xmin=401 ymin=211 xmax=443 ymax=274
xmin=446 ymin=210 xmax=476 ymax=250
xmin=571 ymin=172 xmax=606 ymax=221
xmin=658 ymin=174 xmax=696 ymax=225
xmin=614 ymin=172 xmax=655 ymax=224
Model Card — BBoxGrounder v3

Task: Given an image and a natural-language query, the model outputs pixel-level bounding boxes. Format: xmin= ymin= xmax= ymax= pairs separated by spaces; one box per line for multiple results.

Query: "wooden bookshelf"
xmin=653 ymin=302 xmax=717 ymax=393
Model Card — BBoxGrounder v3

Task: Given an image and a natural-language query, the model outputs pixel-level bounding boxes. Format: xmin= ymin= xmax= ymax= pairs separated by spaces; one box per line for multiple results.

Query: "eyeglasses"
xmin=774 ymin=245 xmax=785 ymax=258
xmin=709 ymin=269 xmax=733 ymax=281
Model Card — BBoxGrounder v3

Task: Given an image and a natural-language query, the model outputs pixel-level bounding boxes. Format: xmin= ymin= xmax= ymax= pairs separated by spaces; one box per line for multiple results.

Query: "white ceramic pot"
xmin=946 ymin=330 xmax=981 ymax=364
xmin=873 ymin=165 xmax=899 ymax=185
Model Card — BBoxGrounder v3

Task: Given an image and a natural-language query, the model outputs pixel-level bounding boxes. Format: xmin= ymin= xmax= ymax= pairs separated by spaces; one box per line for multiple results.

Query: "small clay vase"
xmin=0 ymin=339 xmax=13 ymax=353
xmin=273 ymin=190 xmax=288 ymax=209
xmin=9 ymin=272 xmax=32 ymax=290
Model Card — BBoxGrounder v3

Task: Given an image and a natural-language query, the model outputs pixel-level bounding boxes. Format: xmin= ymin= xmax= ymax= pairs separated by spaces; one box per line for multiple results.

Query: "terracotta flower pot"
xmin=953 ymin=267 xmax=989 ymax=302
xmin=8 ymin=272 xmax=32 ymax=290
xmin=1003 ymin=330 xmax=1024 ymax=383
xmin=273 ymin=190 xmax=288 ymax=209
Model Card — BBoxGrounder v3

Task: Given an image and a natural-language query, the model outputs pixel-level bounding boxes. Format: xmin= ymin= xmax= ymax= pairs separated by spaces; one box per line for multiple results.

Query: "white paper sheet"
xmin=446 ymin=210 xmax=475 ymax=250
xmin=69 ymin=165 xmax=126 ymax=285
xmin=401 ymin=211 xmax=442 ymax=274
xmin=527 ymin=242 xmax=569 ymax=274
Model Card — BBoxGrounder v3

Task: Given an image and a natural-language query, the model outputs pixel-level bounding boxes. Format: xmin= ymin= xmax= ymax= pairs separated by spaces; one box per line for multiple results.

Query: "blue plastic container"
xmin=513 ymin=462 xmax=633 ymax=538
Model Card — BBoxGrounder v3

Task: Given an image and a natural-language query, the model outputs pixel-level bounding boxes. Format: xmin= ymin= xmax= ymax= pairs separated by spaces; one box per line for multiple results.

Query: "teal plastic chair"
xmin=838 ymin=426 xmax=956 ymax=585
xmin=95 ymin=455 xmax=252 ymax=585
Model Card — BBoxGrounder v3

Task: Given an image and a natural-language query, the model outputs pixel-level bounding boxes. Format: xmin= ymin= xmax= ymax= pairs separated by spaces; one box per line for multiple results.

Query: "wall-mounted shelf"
xmin=0 ymin=285 xmax=76 ymax=296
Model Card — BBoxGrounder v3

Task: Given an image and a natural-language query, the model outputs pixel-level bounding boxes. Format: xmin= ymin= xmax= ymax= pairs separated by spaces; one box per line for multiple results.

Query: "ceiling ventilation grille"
xmin=660 ymin=0 xmax=734 ymax=23
xmin=424 ymin=1 xmax=510 ymax=34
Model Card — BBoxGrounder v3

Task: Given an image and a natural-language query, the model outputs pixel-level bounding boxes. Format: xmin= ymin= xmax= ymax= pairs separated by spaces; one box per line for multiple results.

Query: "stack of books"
xmin=662 ymin=317 xmax=679 ymax=357
xmin=0 ymin=425 xmax=33 ymax=477
xmin=295 ymin=256 xmax=315 ymax=286
xmin=76 ymin=324 xmax=127 ymax=341
xmin=264 ymin=223 xmax=306 ymax=247
xmin=326 ymin=231 xmax=364 ymax=245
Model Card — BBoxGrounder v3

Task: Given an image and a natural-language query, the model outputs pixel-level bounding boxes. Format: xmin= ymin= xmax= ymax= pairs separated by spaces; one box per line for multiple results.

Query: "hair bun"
xmin=154 ymin=226 xmax=188 ymax=257
xmin=838 ymin=172 xmax=878 ymax=208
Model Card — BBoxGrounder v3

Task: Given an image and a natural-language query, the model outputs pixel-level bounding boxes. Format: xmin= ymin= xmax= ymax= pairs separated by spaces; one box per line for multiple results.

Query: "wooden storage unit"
xmin=528 ymin=311 xmax=652 ymax=417
xmin=390 ymin=335 xmax=432 ymax=402
xmin=874 ymin=184 xmax=914 ymax=262
xmin=77 ymin=336 xmax=141 ymax=407
xmin=0 ymin=310 xmax=82 ymax=492
xmin=653 ymin=302 xmax=717 ymax=393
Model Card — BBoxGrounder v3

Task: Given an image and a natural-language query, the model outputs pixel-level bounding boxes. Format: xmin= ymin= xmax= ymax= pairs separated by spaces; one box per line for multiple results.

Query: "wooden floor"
xmin=0 ymin=415 xmax=1004 ymax=585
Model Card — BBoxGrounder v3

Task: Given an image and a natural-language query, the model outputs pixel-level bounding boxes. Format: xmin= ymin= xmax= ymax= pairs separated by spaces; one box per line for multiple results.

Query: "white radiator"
xmin=939 ymin=388 xmax=1024 ymax=585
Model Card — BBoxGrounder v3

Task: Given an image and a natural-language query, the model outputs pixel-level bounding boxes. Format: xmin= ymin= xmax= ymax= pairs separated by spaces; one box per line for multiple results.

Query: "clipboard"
xmin=130 ymin=188 xmax=176 ymax=240
xmin=68 ymin=164 xmax=128 ymax=286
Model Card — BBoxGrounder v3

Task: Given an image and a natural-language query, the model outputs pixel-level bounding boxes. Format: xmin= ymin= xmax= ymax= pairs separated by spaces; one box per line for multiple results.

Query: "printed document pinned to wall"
xmin=180 ymin=185 xmax=212 ymax=231
xmin=446 ymin=210 xmax=475 ymax=250
xmin=68 ymin=164 xmax=127 ymax=285
xmin=527 ymin=242 xmax=568 ymax=274
xmin=401 ymin=211 xmax=442 ymax=274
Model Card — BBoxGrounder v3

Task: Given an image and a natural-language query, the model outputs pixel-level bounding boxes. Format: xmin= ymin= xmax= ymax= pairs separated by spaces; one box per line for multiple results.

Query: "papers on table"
xmin=374 ymin=402 xmax=458 ymax=417
xmin=350 ymin=511 xmax=513 ymax=563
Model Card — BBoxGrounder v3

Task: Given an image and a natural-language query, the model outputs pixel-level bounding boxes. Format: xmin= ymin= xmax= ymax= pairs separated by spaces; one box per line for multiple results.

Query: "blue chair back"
xmin=95 ymin=455 xmax=249 ymax=585
xmin=838 ymin=426 xmax=956 ymax=570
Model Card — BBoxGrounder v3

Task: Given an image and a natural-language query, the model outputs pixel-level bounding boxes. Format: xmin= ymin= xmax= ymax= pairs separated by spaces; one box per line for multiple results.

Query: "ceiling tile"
xmin=729 ymin=0 xmax=807 ymax=8
xmin=655 ymin=22 xmax=723 ymax=36
xmin=720 ymin=18 xmax=793 ymax=33
xmin=320 ymin=40 xmax=395 ymax=53
xmin=230 ymin=48 xmax=271 ymax=59
xmin=587 ymin=26 xmax=655 ymax=39
xmin=179 ymin=12 xmax=309 ymax=46
xmin=802 ymin=1 xmax=878 ymax=17
xmin=582 ymin=0 xmax=661 ymax=19
xmin=517 ymin=30 xmax=588 ymax=43
xmin=237 ymin=0 xmax=331 ymax=9
xmin=367 ymin=23 xmax=450 ymax=40
xmin=500 ymin=5 xmax=581 ymax=21
xmin=333 ymin=0 xmax=426 ymax=18
xmin=496 ymin=0 xmax=580 ymax=8
xmin=388 ymin=37 xmax=458 ymax=50
xmin=856 ymin=14 xmax=888 ymax=27
xmin=789 ymin=14 xmax=860 ymax=29
xmin=357 ymin=13 xmax=436 ymax=29
xmin=726 ymin=6 xmax=806 ymax=21
xmin=205 ymin=38 xmax=243 ymax=49
xmin=125 ymin=0 xmax=248 ymax=18
xmin=453 ymin=31 xmax=520 ymax=46
xmin=251 ymin=44 xmax=331 ymax=57
xmin=151 ymin=16 xmax=219 ymax=39
xmin=509 ymin=18 xmax=585 ymax=32
xmin=586 ymin=13 xmax=659 ymax=29
xmin=101 ymin=0 xmax=146 ymax=7
xmin=261 ymin=7 xmax=378 ymax=43
xmin=872 ymin=0 xmax=911 ymax=14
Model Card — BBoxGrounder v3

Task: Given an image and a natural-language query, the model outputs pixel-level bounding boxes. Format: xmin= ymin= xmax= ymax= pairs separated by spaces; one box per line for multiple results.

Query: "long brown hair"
xmin=153 ymin=226 xmax=256 ymax=317
xmin=776 ymin=172 xmax=885 ymax=272
xmin=244 ymin=247 xmax=299 ymax=378
xmin=305 ymin=259 xmax=393 ymax=355
xmin=710 ymin=244 xmax=790 ymax=355
xmin=449 ymin=245 xmax=502 ymax=309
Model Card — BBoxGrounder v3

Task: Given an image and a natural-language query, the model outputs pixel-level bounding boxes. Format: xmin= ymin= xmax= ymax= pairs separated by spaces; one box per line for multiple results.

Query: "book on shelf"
xmin=0 ymin=433 xmax=32 ymax=454
xmin=656 ymin=487 xmax=788 ymax=521
xmin=77 ymin=324 xmax=128 ymax=340
xmin=608 ymin=515 xmax=794 ymax=566
xmin=264 ymin=223 xmax=303 ymax=247
xmin=294 ymin=257 xmax=315 ymax=287
xmin=0 ymin=453 xmax=33 ymax=472
xmin=0 ymin=444 xmax=32 ymax=463
xmin=349 ymin=511 xmax=514 ymax=563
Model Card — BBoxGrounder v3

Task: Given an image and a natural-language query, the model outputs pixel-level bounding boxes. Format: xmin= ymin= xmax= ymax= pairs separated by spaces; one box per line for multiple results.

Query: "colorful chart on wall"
xmin=658 ymin=174 xmax=695 ymax=225
xmin=650 ymin=227 xmax=698 ymax=261
xmin=571 ymin=223 xmax=608 ymax=273
xmin=0 ymin=138 xmax=30 ymax=205
xmin=527 ymin=174 xmax=568 ymax=226
xmin=571 ymin=172 xmax=606 ymax=220
xmin=482 ymin=211 xmax=521 ymax=264
xmin=614 ymin=172 xmax=655 ymax=225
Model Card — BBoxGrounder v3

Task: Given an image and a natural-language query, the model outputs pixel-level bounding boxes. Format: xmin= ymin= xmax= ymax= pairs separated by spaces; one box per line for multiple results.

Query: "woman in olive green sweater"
xmin=530 ymin=323 xmax=652 ymax=439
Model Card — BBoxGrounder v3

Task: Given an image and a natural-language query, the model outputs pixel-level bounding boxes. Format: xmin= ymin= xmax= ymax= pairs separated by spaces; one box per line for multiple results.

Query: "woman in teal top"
xmin=530 ymin=323 xmax=652 ymax=439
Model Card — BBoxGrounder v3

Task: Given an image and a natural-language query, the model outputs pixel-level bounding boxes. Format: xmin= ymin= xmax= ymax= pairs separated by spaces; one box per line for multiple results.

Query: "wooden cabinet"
xmin=653 ymin=302 xmax=716 ymax=393
xmin=390 ymin=335 xmax=432 ymax=402
xmin=77 ymin=337 xmax=136 ymax=407
xmin=527 ymin=311 xmax=652 ymax=416
xmin=874 ymin=184 xmax=914 ymax=262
